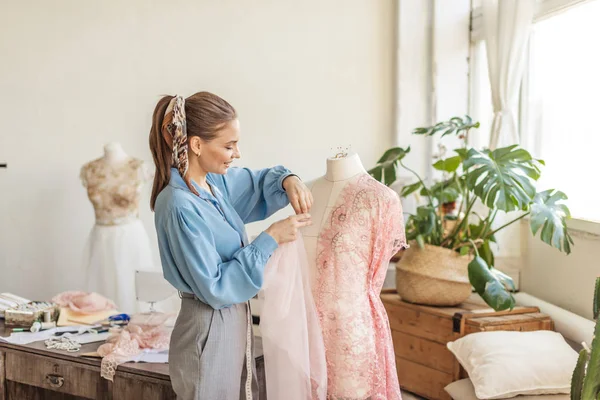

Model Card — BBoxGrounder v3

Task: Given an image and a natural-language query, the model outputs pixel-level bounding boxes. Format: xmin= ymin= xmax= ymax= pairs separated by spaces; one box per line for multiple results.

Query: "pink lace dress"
xmin=314 ymin=174 xmax=407 ymax=400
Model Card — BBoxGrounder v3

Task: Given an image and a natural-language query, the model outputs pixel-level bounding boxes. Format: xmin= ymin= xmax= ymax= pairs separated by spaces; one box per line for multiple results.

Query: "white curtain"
xmin=483 ymin=0 xmax=536 ymax=149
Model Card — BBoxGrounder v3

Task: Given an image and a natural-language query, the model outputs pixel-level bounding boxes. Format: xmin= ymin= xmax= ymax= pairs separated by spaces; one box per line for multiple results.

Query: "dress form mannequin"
xmin=301 ymin=152 xmax=367 ymax=284
xmin=103 ymin=142 xmax=129 ymax=164
xmin=80 ymin=143 xmax=158 ymax=314
xmin=301 ymin=151 xmax=405 ymax=399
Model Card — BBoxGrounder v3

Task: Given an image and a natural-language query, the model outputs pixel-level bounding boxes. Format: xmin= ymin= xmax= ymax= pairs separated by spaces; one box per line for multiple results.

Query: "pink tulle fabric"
xmin=96 ymin=313 xmax=171 ymax=381
xmin=52 ymin=291 xmax=116 ymax=314
xmin=259 ymin=235 xmax=327 ymax=400
xmin=314 ymin=174 xmax=407 ymax=400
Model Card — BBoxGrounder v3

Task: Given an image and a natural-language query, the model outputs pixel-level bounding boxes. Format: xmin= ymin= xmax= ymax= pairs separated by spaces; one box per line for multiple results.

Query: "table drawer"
xmin=5 ymin=351 xmax=108 ymax=399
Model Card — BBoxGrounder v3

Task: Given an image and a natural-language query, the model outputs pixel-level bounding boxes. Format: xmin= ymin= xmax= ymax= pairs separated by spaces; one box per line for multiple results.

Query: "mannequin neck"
xmin=325 ymin=153 xmax=366 ymax=182
xmin=103 ymin=143 xmax=129 ymax=164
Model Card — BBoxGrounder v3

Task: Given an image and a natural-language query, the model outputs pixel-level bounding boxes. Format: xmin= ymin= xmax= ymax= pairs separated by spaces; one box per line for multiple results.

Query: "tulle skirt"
xmin=259 ymin=236 xmax=327 ymax=400
xmin=83 ymin=219 xmax=156 ymax=314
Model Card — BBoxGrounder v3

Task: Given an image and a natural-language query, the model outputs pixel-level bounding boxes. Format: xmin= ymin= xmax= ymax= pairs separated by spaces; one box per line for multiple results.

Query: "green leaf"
xmin=479 ymin=240 xmax=495 ymax=269
xmin=433 ymin=156 xmax=462 ymax=173
xmin=368 ymin=166 xmax=383 ymax=183
xmin=383 ymin=163 xmax=397 ymax=186
xmin=416 ymin=234 xmax=425 ymax=249
xmin=411 ymin=116 xmax=480 ymax=138
xmin=571 ymin=349 xmax=587 ymax=400
xmin=401 ymin=181 xmax=423 ymax=197
xmin=376 ymin=147 xmax=410 ymax=166
xmin=463 ymin=145 xmax=540 ymax=212
xmin=468 ymin=256 xmax=515 ymax=311
xmin=459 ymin=246 xmax=470 ymax=256
xmin=424 ymin=178 xmax=462 ymax=203
xmin=530 ymin=190 xmax=573 ymax=254
xmin=455 ymin=148 xmax=469 ymax=160
xmin=581 ymin=312 xmax=600 ymax=399
xmin=594 ymin=277 xmax=600 ymax=320
xmin=490 ymin=267 xmax=516 ymax=292
xmin=370 ymin=146 xmax=410 ymax=187
xmin=405 ymin=206 xmax=443 ymax=246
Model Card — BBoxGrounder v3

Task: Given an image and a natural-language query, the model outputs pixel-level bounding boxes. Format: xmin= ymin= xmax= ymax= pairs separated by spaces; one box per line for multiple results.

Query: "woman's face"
xmin=196 ymin=119 xmax=241 ymax=175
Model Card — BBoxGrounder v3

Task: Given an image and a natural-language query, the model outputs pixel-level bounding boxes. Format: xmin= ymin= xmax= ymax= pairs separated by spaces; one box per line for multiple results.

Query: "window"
xmin=470 ymin=0 xmax=600 ymax=221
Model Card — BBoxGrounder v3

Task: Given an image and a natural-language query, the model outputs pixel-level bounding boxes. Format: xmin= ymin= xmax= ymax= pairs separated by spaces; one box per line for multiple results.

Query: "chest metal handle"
xmin=46 ymin=374 xmax=65 ymax=388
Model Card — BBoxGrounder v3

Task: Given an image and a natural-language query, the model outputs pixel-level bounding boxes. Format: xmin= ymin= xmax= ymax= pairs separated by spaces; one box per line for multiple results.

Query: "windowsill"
xmin=522 ymin=215 xmax=600 ymax=239
xmin=566 ymin=217 xmax=600 ymax=237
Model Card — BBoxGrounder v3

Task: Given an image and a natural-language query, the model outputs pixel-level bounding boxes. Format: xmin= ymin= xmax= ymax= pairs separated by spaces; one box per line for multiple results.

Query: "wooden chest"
xmin=381 ymin=291 xmax=554 ymax=400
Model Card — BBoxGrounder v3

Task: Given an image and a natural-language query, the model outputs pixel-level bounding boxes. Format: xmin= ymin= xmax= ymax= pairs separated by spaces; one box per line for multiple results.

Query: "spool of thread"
xmin=30 ymin=321 xmax=56 ymax=333
xmin=43 ymin=310 xmax=52 ymax=323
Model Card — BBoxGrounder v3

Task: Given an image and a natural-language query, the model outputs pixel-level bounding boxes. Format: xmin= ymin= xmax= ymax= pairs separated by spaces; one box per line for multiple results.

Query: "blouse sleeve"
xmin=164 ymin=206 xmax=278 ymax=309
xmin=216 ymin=166 xmax=296 ymax=224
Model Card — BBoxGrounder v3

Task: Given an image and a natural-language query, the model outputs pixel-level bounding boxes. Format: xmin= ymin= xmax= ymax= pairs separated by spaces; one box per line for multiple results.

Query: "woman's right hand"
xmin=265 ymin=214 xmax=312 ymax=244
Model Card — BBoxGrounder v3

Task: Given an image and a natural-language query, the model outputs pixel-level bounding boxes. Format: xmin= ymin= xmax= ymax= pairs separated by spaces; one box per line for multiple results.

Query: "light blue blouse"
xmin=154 ymin=166 xmax=294 ymax=309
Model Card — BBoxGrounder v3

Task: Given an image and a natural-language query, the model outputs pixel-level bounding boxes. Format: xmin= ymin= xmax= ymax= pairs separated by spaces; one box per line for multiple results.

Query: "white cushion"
xmin=446 ymin=331 xmax=577 ymax=399
xmin=445 ymin=379 xmax=570 ymax=400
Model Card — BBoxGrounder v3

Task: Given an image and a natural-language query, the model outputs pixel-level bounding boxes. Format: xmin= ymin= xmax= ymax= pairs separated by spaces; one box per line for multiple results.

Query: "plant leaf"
xmin=581 ymin=306 xmax=600 ymax=399
xmin=571 ymin=349 xmax=588 ymax=400
xmin=368 ymin=166 xmax=383 ymax=183
xmin=468 ymin=256 xmax=515 ymax=311
xmin=416 ymin=234 xmax=425 ymax=249
xmin=401 ymin=181 xmax=423 ymax=197
xmin=530 ymin=189 xmax=573 ymax=254
xmin=594 ymin=277 xmax=600 ymax=320
xmin=455 ymin=148 xmax=469 ymax=160
xmin=463 ymin=145 xmax=540 ymax=212
xmin=433 ymin=156 xmax=462 ymax=173
xmin=376 ymin=147 xmax=410 ymax=166
xmin=424 ymin=178 xmax=462 ymax=204
xmin=479 ymin=240 xmax=495 ymax=270
xmin=412 ymin=116 xmax=480 ymax=138
xmin=383 ymin=163 xmax=397 ymax=186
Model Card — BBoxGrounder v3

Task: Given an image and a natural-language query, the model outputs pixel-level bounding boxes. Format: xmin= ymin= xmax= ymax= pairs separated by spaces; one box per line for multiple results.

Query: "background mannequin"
xmin=80 ymin=142 xmax=157 ymax=314
xmin=300 ymin=151 xmax=406 ymax=399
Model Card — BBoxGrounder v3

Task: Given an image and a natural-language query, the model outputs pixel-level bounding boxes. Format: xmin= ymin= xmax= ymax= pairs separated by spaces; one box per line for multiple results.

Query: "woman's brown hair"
xmin=149 ymin=92 xmax=237 ymax=210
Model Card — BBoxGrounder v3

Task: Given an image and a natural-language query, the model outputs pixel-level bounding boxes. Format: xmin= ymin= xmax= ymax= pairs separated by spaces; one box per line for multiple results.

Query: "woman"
xmin=149 ymin=92 xmax=313 ymax=400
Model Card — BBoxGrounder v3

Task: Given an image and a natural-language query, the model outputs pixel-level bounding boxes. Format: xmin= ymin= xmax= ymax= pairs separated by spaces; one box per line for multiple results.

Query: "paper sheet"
xmin=0 ymin=326 xmax=77 ymax=345
xmin=131 ymin=349 xmax=169 ymax=363
xmin=0 ymin=327 xmax=109 ymax=346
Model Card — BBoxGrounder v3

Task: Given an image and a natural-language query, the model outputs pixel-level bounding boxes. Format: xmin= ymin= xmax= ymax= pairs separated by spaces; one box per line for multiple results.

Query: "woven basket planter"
xmin=395 ymin=243 xmax=472 ymax=306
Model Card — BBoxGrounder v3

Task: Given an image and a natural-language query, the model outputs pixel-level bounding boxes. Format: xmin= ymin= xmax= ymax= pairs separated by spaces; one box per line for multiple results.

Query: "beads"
xmin=45 ymin=336 xmax=81 ymax=352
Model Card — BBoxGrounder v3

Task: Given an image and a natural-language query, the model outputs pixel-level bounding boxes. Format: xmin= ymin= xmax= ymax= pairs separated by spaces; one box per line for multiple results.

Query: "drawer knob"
xmin=46 ymin=374 xmax=65 ymax=388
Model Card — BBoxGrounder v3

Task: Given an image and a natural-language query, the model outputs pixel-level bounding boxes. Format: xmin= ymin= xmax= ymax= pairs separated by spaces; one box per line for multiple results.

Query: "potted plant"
xmin=369 ymin=116 xmax=573 ymax=311
xmin=571 ymin=277 xmax=600 ymax=399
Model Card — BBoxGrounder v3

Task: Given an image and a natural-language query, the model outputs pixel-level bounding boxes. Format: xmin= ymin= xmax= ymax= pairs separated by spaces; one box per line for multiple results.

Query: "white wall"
xmin=0 ymin=0 xmax=397 ymax=300
xmin=521 ymin=221 xmax=600 ymax=320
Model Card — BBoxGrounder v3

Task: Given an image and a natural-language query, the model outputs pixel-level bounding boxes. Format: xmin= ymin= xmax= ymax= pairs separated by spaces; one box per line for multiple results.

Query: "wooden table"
xmin=0 ymin=320 xmax=265 ymax=400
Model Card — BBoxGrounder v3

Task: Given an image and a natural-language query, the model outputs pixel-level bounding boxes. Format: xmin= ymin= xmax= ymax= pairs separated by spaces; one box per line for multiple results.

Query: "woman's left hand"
xmin=283 ymin=175 xmax=313 ymax=214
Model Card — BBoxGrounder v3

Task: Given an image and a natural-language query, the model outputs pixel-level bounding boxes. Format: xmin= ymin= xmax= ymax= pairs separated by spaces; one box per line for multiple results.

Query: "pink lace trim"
xmin=314 ymin=174 xmax=406 ymax=400
xmin=96 ymin=314 xmax=171 ymax=381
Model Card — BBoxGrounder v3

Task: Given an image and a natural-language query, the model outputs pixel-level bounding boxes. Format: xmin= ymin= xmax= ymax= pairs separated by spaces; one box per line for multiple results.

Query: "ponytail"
xmin=149 ymin=95 xmax=174 ymax=211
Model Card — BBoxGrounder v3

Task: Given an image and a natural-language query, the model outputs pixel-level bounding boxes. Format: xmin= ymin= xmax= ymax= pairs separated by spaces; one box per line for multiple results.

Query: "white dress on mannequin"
xmin=80 ymin=143 xmax=156 ymax=314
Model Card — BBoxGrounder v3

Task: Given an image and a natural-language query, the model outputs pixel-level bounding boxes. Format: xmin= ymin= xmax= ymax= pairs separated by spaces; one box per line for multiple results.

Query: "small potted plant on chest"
xmin=369 ymin=116 xmax=573 ymax=311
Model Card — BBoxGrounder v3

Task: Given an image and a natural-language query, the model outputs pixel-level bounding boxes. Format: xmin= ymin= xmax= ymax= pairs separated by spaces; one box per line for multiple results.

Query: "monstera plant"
xmin=369 ymin=116 xmax=573 ymax=311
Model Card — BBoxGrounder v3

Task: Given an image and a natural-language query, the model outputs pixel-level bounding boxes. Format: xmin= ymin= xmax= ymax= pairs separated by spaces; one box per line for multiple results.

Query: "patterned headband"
xmin=162 ymin=95 xmax=198 ymax=195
